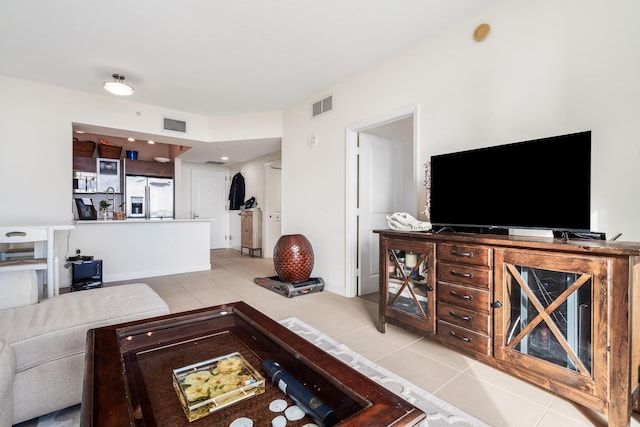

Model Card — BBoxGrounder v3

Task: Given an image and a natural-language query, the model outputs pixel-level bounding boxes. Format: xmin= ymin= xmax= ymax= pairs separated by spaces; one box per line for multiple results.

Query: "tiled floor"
xmin=23 ymin=249 xmax=639 ymax=426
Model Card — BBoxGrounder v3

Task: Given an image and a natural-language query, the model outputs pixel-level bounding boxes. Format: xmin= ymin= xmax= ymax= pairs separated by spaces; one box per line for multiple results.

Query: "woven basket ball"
xmin=273 ymin=234 xmax=314 ymax=283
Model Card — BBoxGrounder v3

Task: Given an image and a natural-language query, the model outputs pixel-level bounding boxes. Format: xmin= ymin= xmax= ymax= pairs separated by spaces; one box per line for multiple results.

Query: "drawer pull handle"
xmin=449 ymin=310 xmax=472 ymax=322
xmin=5 ymin=231 xmax=27 ymax=238
xmin=450 ymin=270 xmax=473 ymax=279
xmin=450 ymin=249 xmax=473 ymax=257
xmin=449 ymin=331 xmax=472 ymax=343
xmin=449 ymin=290 xmax=473 ymax=301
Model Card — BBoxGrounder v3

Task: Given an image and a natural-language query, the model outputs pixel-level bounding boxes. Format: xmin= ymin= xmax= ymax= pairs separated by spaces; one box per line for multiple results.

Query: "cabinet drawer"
xmin=437 ymin=243 xmax=491 ymax=267
xmin=438 ymin=282 xmax=491 ymax=312
xmin=437 ymin=321 xmax=491 ymax=355
xmin=437 ymin=302 xmax=490 ymax=335
xmin=437 ymin=261 xmax=491 ymax=289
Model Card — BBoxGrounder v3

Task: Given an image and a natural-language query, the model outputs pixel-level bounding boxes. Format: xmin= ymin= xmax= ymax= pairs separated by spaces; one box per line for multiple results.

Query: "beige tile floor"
xmin=23 ymin=249 xmax=640 ymax=426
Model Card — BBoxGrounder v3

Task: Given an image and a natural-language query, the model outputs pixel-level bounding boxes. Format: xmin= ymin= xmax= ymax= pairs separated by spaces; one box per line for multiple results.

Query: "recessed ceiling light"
xmin=221 ymin=156 xmax=229 ymax=161
xmin=127 ymin=137 xmax=135 ymax=142
xmin=147 ymin=140 xmax=155 ymax=144
xmin=103 ymin=73 xmax=134 ymax=96
xmin=75 ymin=130 xmax=85 ymax=134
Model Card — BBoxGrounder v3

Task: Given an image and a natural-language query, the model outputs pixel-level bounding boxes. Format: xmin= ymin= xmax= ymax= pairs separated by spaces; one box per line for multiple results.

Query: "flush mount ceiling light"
xmin=103 ymin=73 xmax=134 ymax=96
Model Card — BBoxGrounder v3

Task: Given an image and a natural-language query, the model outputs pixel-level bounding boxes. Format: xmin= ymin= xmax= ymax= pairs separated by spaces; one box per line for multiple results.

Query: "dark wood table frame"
xmin=81 ymin=301 xmax=425 ymax=426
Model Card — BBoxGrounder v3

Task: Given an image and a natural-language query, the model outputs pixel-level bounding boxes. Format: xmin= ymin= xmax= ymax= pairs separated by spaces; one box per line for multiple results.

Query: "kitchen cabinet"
xmin=375 ymin=229 xmax=640 ymax=426
xmin=123 ymin=159 xmax=173 ymax=178
xmin=73 ymin=156 xmax=96 ymax=173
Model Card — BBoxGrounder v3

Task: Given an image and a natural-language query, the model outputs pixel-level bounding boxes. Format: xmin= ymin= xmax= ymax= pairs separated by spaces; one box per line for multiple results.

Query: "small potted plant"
xmin=99 ymin=200 xmax=112 ymax=220
xmin=113 ymin=202 xmax=126 ymax=220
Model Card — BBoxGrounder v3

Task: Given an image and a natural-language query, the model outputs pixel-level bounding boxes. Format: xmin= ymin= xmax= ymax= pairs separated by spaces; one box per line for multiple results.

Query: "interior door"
xmin=190 ymin=168 xmax=227 ymax=249
xmin=358 ymin=133 xmax=404 ymax=295
xmin=264 ymin=163 xmax=282 ymax=258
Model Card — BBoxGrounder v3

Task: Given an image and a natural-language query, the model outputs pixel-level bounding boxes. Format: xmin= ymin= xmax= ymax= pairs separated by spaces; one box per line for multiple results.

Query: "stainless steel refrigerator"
xmin=125 ymin=176 xmax=174 ymax=219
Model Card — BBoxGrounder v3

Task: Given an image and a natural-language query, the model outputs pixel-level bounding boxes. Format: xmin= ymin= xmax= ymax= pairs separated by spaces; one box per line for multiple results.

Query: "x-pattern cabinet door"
xmin=493 ymin=248 xmax=608 ymax=402
xmin=379 ymin=237 xmax=436 ymax=334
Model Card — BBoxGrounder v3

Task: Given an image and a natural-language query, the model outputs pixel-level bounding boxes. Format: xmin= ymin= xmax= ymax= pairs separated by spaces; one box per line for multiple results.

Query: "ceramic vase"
xmin=273 ymin=234 xmax=314 ymax=283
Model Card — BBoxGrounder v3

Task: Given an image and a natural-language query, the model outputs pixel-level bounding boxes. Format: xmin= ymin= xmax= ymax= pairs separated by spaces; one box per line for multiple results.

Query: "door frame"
xmin=345 ymin=105 xmax=419 ymax=297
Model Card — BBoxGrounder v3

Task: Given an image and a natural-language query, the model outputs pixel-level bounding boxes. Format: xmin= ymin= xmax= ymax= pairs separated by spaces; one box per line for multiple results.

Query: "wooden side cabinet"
xmin=240 ymin=210 xmax=262 ymax=257
xmin=374 ymin=229 xmax=640 ymax=427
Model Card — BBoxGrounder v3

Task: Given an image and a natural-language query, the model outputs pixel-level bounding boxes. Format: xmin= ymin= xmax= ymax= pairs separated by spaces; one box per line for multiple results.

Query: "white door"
xmin=358 ymin=133 xmax=404 ymax=295
xmin=264 ymin=163 xmax=282 ymax=258
xmin=191 ymin=168 xmax=227 ymax=249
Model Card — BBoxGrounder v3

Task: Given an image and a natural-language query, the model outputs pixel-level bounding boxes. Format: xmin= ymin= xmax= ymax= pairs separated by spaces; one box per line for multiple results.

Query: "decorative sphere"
xmin=273 ymin=234 xmax=314 ymax=283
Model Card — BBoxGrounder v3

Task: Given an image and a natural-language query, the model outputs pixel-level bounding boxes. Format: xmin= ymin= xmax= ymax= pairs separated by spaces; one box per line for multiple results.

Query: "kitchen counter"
xmin=74 ymin=218 xmax=207 ymax=224
xmin=57 ymin=220 xmax=211 ymax=287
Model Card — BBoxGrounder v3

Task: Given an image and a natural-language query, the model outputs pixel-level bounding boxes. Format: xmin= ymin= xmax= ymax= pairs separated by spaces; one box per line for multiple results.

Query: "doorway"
xmin=345 ymin=107 xmax=418 ymax=297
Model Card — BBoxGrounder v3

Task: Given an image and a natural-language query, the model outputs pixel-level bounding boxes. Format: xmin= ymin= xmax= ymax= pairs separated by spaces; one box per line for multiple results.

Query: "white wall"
xmin=209 ymin=111 xmax=282 ymax=141
xmin=282 ymin=0 xmax=640 ymax=296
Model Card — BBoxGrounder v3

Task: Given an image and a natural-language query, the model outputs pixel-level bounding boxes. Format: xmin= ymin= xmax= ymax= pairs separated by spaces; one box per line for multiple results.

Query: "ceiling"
xmin=1 ymin=0 xmax=497 ymax=164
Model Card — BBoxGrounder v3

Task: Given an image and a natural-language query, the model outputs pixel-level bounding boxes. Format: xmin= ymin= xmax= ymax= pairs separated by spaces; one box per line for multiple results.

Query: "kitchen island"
xmin=56 ymin=219 xmax=210 ymax=288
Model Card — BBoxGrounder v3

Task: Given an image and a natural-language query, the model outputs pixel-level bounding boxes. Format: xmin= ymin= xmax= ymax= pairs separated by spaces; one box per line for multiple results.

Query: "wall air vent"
xmin=311 ymin=95 xmax=333 ymax=118
xmin=205 ymin=160 xmax=227 ymax=165
xmin=163 ymin=117 xmax=187 ymax=133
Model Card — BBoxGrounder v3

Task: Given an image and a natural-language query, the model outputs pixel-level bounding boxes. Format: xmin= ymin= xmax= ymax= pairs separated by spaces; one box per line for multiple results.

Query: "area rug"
xmin=280 ymin=317 xmax=488 ymax=427
xmin=37 ymin=318 xmax=488 ymax=427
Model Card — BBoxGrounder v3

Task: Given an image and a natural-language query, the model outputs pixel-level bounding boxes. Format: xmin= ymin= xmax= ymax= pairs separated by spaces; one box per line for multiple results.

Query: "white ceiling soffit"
xmin=1 ymin=0 xmax=498 ymax=117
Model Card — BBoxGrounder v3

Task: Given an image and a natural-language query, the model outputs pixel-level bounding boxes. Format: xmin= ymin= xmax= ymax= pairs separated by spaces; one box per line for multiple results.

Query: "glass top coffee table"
xmin=81 ymin=301 xmax=426 ymax=426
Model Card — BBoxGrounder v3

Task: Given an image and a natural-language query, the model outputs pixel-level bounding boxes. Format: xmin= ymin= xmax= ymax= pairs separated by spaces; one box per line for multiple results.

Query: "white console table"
xmin=0 ymin=224 xmax=74 ymax=299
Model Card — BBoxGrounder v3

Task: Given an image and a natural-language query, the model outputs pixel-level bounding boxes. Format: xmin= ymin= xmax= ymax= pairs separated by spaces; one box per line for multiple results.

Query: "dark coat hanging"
xmin=228 ymin=172 xmax=245 ymax=210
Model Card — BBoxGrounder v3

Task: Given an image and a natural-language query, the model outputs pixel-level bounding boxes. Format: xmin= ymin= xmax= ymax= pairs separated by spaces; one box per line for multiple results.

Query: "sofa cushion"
xmin=0 ymin=283 xmax=169 ymax=373
xmin=0 ymin=341 xmax=15 ymax=427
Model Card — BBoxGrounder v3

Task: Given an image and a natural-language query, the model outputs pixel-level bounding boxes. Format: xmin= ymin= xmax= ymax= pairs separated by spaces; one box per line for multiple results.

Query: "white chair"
xmin=0 ymin=227 xmax=55 ymax=306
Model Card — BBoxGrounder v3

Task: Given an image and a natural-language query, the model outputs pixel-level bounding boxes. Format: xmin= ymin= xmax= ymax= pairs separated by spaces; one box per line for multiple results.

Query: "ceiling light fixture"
xmin=103 ymin=73 xmax=134 ymax=96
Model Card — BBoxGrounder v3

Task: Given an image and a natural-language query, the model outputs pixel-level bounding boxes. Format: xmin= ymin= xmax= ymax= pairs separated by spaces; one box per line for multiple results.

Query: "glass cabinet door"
xmin=494 ymin=249 xmax=607 ymax=394
xmin=381 ymin=239 xmax=436 ymax=333
xmin=505 ymin=266 xmax=592 ymax=373
xmin=388 ymin=249 xmax=430 ymax=317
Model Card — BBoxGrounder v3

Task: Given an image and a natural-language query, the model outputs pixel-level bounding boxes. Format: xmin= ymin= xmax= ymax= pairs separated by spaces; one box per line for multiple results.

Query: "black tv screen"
xmin=429 ymin=131 xmax=591 ymax=232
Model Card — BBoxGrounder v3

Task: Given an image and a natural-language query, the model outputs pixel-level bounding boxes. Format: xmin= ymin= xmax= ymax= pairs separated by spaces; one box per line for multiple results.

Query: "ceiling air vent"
xmin=311 ymin=95 xmax=333 ymax=118
xmin=206 ymin=160 xmax=227 ymax=165
xmin=163 ymin=117 xmax=187 ymax=133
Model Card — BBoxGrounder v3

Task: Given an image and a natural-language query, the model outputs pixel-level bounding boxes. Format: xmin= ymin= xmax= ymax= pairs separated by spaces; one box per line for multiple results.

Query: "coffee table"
xmin=81 ymin=301 xmax=426 ymax=426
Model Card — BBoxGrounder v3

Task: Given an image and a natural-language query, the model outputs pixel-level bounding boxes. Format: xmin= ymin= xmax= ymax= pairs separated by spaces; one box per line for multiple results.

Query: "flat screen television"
xmin=429 ymin=131 xmax=591 ymax=233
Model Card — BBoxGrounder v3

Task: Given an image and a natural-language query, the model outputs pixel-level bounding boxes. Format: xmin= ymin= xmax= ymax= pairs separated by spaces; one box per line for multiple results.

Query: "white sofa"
xmin=0 ymin=283 xmax=170 ymax=425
